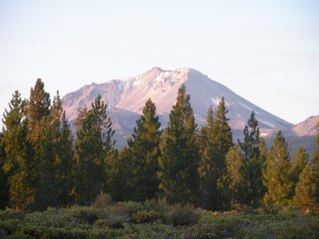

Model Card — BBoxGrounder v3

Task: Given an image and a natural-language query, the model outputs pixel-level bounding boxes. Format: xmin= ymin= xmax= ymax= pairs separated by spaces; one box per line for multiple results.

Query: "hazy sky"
xmin=1 ymin=0 xmax=318 ymax=125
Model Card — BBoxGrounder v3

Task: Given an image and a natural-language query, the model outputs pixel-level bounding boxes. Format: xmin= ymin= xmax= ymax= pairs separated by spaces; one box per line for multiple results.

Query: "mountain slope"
xmin=62 ymin=67 xmax=293 ymax=146
xmin=292 ymin=115 xmax=319 ymax=137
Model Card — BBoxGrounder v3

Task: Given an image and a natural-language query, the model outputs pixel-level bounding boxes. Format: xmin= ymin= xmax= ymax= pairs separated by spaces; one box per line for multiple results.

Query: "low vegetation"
xmin=1 ymin=200 xmax=319 ymax=239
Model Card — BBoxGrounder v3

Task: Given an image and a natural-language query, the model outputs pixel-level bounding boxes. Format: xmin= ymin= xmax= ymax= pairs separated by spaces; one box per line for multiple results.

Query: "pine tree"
xmin=106 ymin=147 xmax=132 ymax=201
xmin=126 ymin=99 xmax=161 ymax=201
xmin=198 ymin=106 xmax=217 ymax=209
xmin=2 ymin=91 xmax=34 ymax=210
xmin=293 ymin=122 xmax=319 ymax=213
xmin=23 ymin=79 xmax=53 ymax=209
xmin=199 ymin=98 xmax=233 ymax=210
xmin=73 ymin=95 xmax=115 ymax=205
xmin=0 ymin=133 xmax=9 ymax=208
xmin=290 ymin=147 xmax=307 ymax=197
xmin=226 ymin=144 xmax=245 ymax=209
xmin=27 ymin=79 xmax=51 ymax=144
xmin=263 ymin=131 xmax=292 ymax=210
xmin=234 ymin=111 xmax=265 ymax=207
xmin=158 ymin=85 xmax=199 ymax=204
xmin=35 ymin=92 xmax=74 ymax=209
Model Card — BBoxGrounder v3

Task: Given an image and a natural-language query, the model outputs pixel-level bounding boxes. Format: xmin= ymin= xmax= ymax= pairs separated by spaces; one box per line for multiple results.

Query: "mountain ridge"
xmin=62 ymin=67 xmax=295 ymax=147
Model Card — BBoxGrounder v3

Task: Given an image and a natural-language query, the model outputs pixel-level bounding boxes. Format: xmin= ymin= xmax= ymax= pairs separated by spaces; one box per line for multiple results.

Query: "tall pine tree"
xmin=263 ymin=131 xmax=292 ymax=210
xmin=35 ymin=92 xmax=74 ymax=209
xmin=126 ymin=99 xmax=161 ymax=201
xmin=0 ymin=132 xmax=9 ymax=208
xmin=27 ymin=79 xmax=51 ymax=144
xmin=158 ymin=85 xmax=199 ymax=204
xmin=73 ymin=95 xmax=115 ymax=205
xmin=290 ymin=147 xmax=307 ymax=198
xmin=106 ymin=147 xmax=132 ymax=201
xmin=293 ymin=122 xmax=319 ymax=213
xmin=199 ymin=98 xmax=233 ymax=210
xmin=2 ymin=91 xmax=34 ymax=210
xmin=225 ymin=144 xmax=245 ymax=209
xmin=237 ymin=111 xmax=266 ymax=207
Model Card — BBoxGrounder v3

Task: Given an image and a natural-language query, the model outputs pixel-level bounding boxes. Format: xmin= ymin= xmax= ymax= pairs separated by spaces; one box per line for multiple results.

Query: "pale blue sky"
xmin=0 ymin=0 xmax=318 ymax=124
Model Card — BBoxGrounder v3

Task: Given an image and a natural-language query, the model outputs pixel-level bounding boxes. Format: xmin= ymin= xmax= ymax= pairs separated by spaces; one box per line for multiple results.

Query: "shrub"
xmin=110 ymin=201 xmax=144 ymax=217
xmin=132 ymin=210 xmax=161 ymax=224
xmin=166 ymin=204 xmax=199 ymax=226
xmin=70 ymin=207 xmax=99 ymax=225
xmin=92 ymin=192 xmax=112 ymax=209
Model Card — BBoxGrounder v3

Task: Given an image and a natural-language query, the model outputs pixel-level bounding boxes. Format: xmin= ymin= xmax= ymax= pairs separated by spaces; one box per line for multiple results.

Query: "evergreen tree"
xmin=126 ymin=99 xmax=161 ymax=201
xmin=290 ymin=147 xmax=307 ymax=197
xmin=27 ymin=78 xmax=51 ymax=144
xmin=199 ymin=98 xmax=233 ymax=210
xmin=226 ymin=144 xmax=245 ymax=209
xmin=263 ymin=131 xmax=292 ymax=210
xmin=73 ymin=95 xmax=115 ymax=205
xmin=35 ymin=92 xmax=73 ymax=208
xmin=158 ymin=85 xmax=199 ymax=204
xmin=106 ymin=147 xmax=132 ymax=201
xmin=2 ymin=91 xmax=34 ymax=210
xmin=293 ymin=122 xmax=319 ymax=213
xmin=198 ymin=107 xmax=217 ymax=209
xmin=23 ymin=79 xmax=53 ymax=209
xmin=236 ymin=111 xmax=265 ymax=207
xmin=0 ymin=133 xmax=9 ymax=208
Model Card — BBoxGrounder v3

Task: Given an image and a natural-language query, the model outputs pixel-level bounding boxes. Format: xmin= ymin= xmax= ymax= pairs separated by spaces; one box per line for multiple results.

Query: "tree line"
xmin=0 ymin=79 xmax=318 ymax=213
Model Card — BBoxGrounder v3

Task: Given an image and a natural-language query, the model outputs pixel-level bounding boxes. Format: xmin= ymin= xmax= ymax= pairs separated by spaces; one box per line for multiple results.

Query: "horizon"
xmin=1 ymin=0 xmax=319 ymax=124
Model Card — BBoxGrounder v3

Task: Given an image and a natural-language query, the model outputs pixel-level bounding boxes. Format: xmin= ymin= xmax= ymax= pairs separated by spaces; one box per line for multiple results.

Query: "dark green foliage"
xmin=158 ymin=85 xmax=199 ymax=204
xmin=73 ymin=95 xmax=115 ymax=205
xmin=106 ymin=147 xmax=131 ymax=201
xmin=0 ymin=133 xmax=9 ymax=209
xmin=126 ymin=99 xmax=161 ymax=201
xmin=35 ymin=92 xmax=74 ymax=209
xmin=198 ymin=99 xmax=233 ymax=211
xmin=228 ymin=111 xmax=266 ymax=208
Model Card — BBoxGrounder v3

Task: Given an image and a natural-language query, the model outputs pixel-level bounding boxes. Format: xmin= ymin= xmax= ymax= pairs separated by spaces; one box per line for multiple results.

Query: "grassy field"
xmin=1 ymin=200 xmax=319 ymax=239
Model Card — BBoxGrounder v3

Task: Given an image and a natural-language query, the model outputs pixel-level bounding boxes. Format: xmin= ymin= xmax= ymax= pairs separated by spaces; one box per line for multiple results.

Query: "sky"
xmin=0 ymin=0 xmax=318 ymax=125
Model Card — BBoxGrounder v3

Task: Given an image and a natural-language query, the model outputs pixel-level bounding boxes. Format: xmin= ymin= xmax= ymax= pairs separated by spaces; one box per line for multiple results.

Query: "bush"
xmin=132 ymin=210 xmax=161 ymax=224
xmin=166 ymin=204 xmax=199 ymax=226
xmin=70 ymin=207 xmax=99 ymax=225
xmin=110 ymin=201 xmax=144 ymax=217
xmin=92 ymin=192 xmax=112 ymax=209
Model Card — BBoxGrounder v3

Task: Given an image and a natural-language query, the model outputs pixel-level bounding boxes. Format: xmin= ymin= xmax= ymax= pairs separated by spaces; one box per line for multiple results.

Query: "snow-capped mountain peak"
xmin=62 ymin=67 xmax=292 ymax=146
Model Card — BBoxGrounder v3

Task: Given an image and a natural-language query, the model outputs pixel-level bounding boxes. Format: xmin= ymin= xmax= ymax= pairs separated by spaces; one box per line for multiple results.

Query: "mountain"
xmin=62 ymin=67 xmax=293 ymax=147
xmin=292 ymin=115 xmax=319 ymax=137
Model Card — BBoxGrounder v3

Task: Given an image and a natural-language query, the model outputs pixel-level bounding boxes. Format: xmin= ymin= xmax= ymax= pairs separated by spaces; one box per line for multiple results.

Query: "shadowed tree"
xmin=126 ymin=99 xmax=161 ymax=201
xmin=73 ymin=95 xmax=115 ymax=205
xmin=158 ymin=85 xmax=199 ymax=204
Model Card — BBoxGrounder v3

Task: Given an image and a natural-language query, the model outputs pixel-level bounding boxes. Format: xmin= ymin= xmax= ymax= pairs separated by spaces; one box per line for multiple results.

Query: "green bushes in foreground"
xmin=0 ymin=200 xmax=319 ymax=239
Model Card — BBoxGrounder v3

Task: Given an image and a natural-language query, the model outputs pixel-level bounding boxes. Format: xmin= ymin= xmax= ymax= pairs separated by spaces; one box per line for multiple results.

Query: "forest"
xmin=0 ymin=79 xmax=318 ymax=238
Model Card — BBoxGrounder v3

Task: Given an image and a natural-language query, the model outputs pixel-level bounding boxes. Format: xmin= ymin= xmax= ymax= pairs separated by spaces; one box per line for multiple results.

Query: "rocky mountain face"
xmin=292 ymin=115 xmax=319 ymax=137
xmin=62 ymin=67 xmax=312 ymax=149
